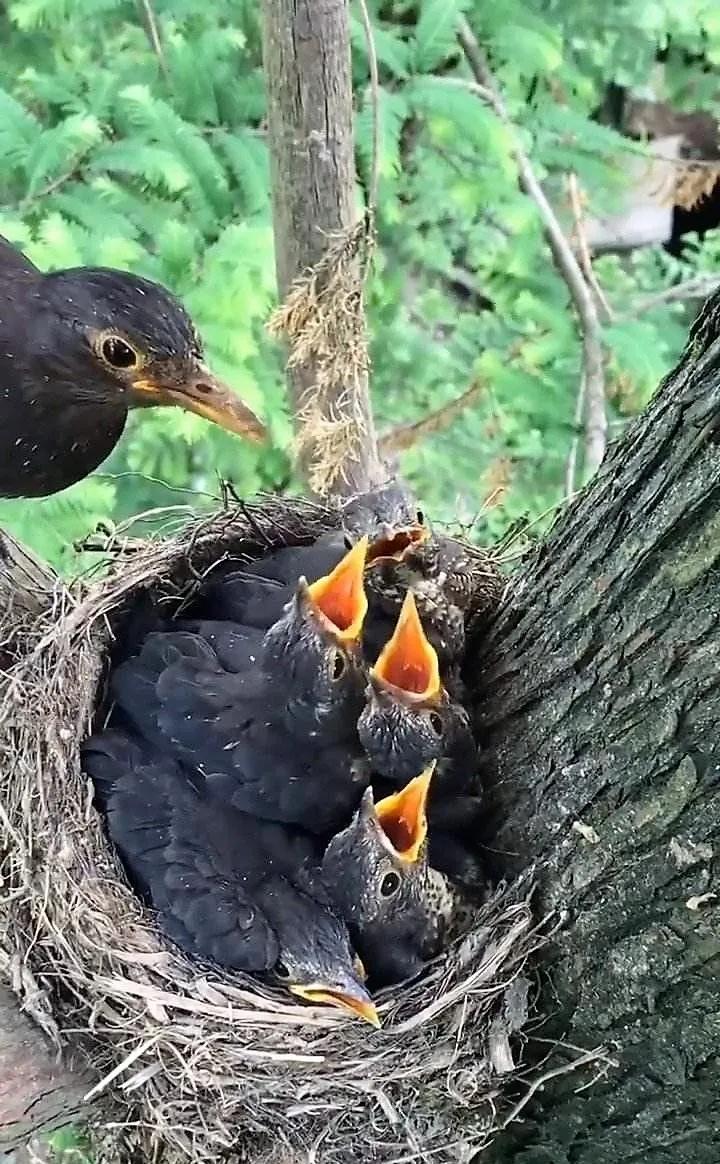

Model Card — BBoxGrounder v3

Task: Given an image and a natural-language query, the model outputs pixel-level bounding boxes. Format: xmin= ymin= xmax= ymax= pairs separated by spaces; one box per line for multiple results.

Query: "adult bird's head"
xmin=37 ymin=266 xmax=266 ymax=440
xmin=341 ymin=481 xmax=429 ymax=565
xmin=262 ymin=539 xmax=369 ymax=731
xmin=357 ymin=591 xmax=457 ymax=782
xmin=271 ymin=899 xmax=379 ymax=1027
xmin=322 ymin=765 xmax=440 ymax=985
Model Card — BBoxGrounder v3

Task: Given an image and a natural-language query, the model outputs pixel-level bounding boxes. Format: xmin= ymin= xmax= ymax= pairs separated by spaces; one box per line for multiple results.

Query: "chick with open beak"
xmin=322 ymin=764 xmax=445 ymax=986
xmin=261 ymin=538 xmax=370 ymax=741
xmin=357 ymin=591 xmax=477 ymax=786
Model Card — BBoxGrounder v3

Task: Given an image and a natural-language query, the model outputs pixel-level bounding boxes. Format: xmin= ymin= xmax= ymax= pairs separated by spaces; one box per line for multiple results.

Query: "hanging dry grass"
xmin=0 ymin=495 xmax=554 ymax=1164
xmin=267 ymin=222 xmax=374 ymax=496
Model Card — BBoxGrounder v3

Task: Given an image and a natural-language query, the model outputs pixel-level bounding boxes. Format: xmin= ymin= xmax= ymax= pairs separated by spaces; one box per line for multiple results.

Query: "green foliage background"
xmin=0 ymin=0 xmax=718 ymax=571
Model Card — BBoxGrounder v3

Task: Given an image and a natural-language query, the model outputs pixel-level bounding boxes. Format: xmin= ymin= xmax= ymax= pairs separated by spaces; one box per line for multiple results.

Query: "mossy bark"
xmin=472 ymin=295 xmax=720 ymax=1162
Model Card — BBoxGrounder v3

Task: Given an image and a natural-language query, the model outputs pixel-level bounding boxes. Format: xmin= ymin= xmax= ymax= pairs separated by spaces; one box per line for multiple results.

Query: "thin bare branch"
xmin=357 ymin=0 xmax=380 ymax=219
xmin=632 ymin=276 xmax=720 ymax=314
xmin=429 ymin=75 xmax=493 ymax=102
xmin=500 ymin=1045 xmax=616 ymax=1131
xmin=456 ymin=16 xmax=607 ymax=477
xmin=136 ymin=0 xmax=169 ymax=82
xmin=379 ymin=380 xmax=485 ymax=454
xmin=567 ymin=173 xmax=614 ymax=323
xmin=565 ymin=371 xmax=587 ymax=498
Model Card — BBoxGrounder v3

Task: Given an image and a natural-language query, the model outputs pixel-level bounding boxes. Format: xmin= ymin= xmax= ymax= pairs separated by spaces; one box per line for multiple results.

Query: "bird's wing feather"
xmin=110 ymin=629 xmax=266 ymax=755
xmin=82 ymin=731 xmax=280 ymax=971
xmin=194 ymin=540 xmax=346 ymax=627
xmin=176 ymin=618 xmax=265 ymax=672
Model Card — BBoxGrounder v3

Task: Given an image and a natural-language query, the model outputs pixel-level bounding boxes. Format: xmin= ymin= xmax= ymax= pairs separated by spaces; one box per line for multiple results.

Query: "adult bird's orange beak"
xmin=306 ymin=537 xmax=369 ymax=643
xmin=371 ymin=591 xmax=441 ymax=700
xmin=291 ymin=981 xmax=381 ymax=1028
xmin=375 ymin=762 xmax=435 ymax=863
xmin=130 ymin=361 xmax=267 ymax=442
xmin=366 ymin=523 xmax=429 ymax=565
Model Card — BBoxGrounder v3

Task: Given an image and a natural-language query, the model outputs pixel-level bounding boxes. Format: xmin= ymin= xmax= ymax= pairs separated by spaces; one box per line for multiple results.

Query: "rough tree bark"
xmin=470 ymin=296 xmax=720 ymax=1162
xmin=0 ymin=980 xmax=94 ymax=1153
xmin=260 ymin=0 xmax=383 ymax=496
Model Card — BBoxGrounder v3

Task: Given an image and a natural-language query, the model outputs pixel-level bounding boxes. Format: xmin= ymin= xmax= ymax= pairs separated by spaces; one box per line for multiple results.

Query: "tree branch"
xmin=379 ymin=380 xmax=485 ymax=455
xmin=136 ymin=0 xmax=169 ymax=82
xmin=261 ymin=0 xmax=384 ymax=498
xmin=631 ymin=276 xmax=720 ymax=314
xmin=0 ymin=985 xmax=94 ymax=1152
xmin=456 ymin=18 xmax=607 ymax=478
xmin=566 ymin=173 xmax=613 ymax=324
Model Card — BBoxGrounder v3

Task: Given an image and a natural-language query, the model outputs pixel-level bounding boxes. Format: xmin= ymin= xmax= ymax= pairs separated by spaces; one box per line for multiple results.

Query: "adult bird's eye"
xmin=330 ymin=650 xmax=347 ymax=681
xmin=380 ymin=871 xmax=401 ymax=898
xmin=275 ymin=961 xmax=291 ymax=979
xmin=416 ymin=509 xmax=425 ymax=525
xmin=428 ymin=712 xmax=443 ymax=736
xmin=101 ymin=336 xmax=138 ymax=369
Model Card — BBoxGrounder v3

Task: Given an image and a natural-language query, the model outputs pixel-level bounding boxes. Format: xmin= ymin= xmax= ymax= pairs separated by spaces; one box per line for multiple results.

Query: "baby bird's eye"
xmin=380 ymin=871 xmax=401 ymax=898
xmin=330 ymin=649 xmax=347 ymax=681
xmin=415 ymin=509 xmax=425 ymax=525
xmin=275 ymin=961 xmax=291 ymax=979
xmin=428 ymin=711 xmax=443 ymax=736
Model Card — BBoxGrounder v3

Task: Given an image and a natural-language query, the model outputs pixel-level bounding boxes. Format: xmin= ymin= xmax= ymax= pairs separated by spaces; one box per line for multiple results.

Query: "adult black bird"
xmin=83 ymin=731 xmax=379 ymax=1026
xmin=0 ymin=235 xmax=266 ymax=498
xmin=322 ymin=764 xmax=445 ymax=986
xmin=110 ymin=540 xmax=371 ymax=833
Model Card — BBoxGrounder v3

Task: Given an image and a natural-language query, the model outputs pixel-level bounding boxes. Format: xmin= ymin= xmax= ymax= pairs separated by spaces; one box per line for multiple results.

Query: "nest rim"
xmin=0 ymin=494 xmax=541 ymax=1164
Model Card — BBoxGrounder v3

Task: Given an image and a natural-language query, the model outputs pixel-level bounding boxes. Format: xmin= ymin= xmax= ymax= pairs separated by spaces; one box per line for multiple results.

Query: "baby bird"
xmin=83 ymin=731 xmax=379 ymax=1026
xmin=357 ymin=591 xmax=486 ymax=892
xmin=358 ymin=592 xmax=478 ymax=789
xmin=110 ymin=540 xmax=371 ymax=834
xmin=322 ymin=764 xmax=442 ymax=986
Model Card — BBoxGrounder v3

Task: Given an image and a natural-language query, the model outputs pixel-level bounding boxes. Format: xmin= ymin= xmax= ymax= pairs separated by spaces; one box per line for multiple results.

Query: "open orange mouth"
xmin=371 ymin=591 xmax=441 ymax=699
xmin=307 ymin=537 xmax=369 ymax=642
xmin=375 ymin=763 xmax=435 ymax=863
xmin=366 ymin=525 xmax=428 ymax=565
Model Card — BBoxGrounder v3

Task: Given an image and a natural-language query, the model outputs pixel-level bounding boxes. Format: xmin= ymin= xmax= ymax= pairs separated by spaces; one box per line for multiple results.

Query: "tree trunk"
xmin=0 ymin=986 xmax=94 ymax=1153
xmin=260 ymin=0 xmax=383 ymax=496
xmin=471 ymin=296 xmax=720 ymax=1161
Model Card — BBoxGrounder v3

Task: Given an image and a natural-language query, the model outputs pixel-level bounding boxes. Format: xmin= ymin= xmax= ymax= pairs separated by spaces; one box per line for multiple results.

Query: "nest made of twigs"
xmin=0 ymin=495 xmax=544 ymax=1164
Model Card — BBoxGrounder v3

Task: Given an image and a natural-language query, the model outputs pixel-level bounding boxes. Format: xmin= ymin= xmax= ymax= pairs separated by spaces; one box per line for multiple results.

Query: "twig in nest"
xmin=500 ymin=1044 xmax=617 ymax=1129
xmin=567 ymin=173 xmax=613 ymax=323
xmin=379 ymin=379 xmax=485 ymax=454
xmin=456 ymin=17 xmax=607 ymax=480
xmin=670 ymin=161 xmax=720 ymax=211
xmin=268 ymin=222 xmax=377 ymax=496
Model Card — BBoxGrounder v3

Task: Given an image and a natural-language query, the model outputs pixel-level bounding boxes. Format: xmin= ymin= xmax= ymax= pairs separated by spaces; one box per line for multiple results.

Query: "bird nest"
xmin=0 ymin=494 xmax=546 ymax=1164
